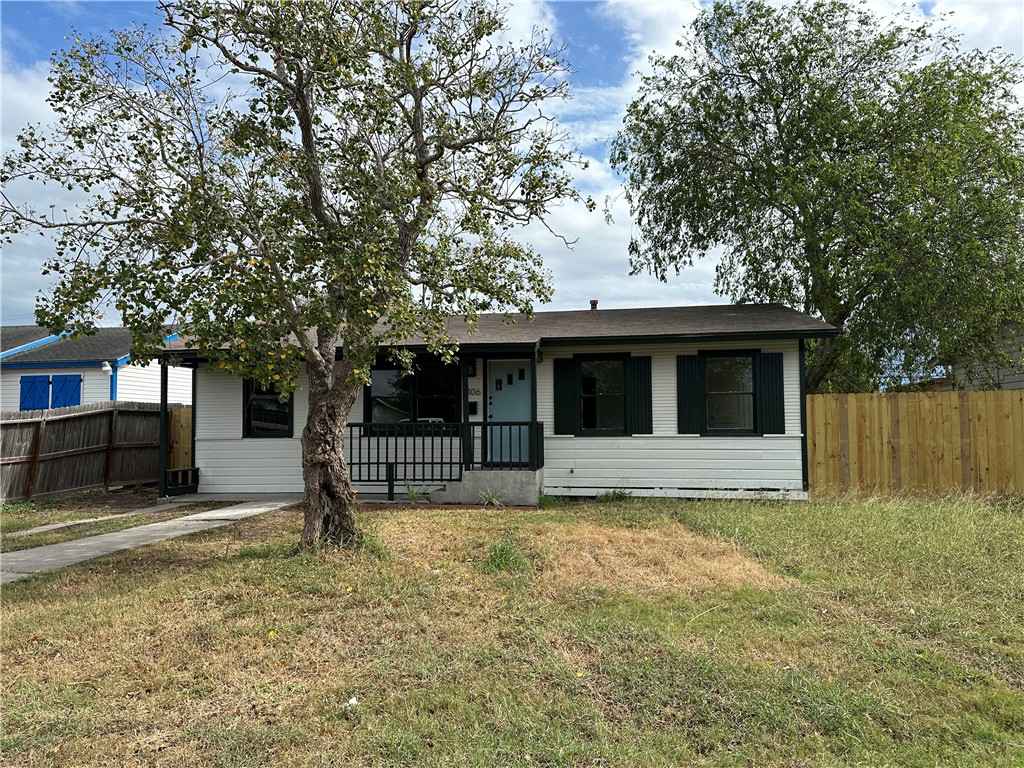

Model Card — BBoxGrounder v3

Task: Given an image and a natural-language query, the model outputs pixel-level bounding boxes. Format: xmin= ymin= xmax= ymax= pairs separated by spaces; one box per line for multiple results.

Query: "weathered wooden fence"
xmin=0 ymin=402 xmax=193 ymax=501
xmin=807 ymin=391 xmax=1024 ymax=496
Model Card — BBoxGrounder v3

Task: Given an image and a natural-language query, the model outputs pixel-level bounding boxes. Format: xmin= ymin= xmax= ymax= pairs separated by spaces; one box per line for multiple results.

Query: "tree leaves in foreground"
xmin=0 ymin=0 xmax=588 ymax=547
xmin=611 ymin=0 xmax=1024 ymax=391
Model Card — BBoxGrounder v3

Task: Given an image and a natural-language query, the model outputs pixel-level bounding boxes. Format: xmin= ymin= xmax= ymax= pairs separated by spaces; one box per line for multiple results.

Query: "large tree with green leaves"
xmin=611 ymin=0 xmax=1024 ymax=391
xmin=1 ymin=0 xmax=587 ymax=548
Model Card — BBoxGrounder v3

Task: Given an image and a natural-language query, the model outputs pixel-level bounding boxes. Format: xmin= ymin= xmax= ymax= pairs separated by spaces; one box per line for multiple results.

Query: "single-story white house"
xmin=160 ymin=303 xmax=836 ymax=501
xmin=1 ymin=326 xmax=192 ymax=411
xmin=954 ymin=323 xmax=1024 ymax=390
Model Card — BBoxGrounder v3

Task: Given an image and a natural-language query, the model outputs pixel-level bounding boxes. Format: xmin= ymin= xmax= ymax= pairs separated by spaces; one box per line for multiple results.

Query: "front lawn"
xmin=2 ymin=495 xmax=1021 ymax=766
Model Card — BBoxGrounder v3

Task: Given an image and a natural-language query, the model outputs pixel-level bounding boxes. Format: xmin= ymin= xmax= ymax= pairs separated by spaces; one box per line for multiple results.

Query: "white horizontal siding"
xmin=81 ymin=368 xmax=109 ymax=404
xmin=196 ymin=438 xmax=304 ymax=493
xmin=195 ymin=366 xmax=314 ymax=494
xmin=537 ymin=339 xmax=805 ymax=497
xmin=542 ymin=435 xmax=804 ymax=496
xmin=1 ymin=370 xmax=24 ymax=411
xmin=115 ymin=360 xmax=192 ymax=404
xmin=536 ymin=339 xmax=802 ymax=436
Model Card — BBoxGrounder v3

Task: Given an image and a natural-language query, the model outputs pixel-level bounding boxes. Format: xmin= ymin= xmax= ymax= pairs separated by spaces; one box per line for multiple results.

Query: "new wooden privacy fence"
xmin=0 ymin=402 xmax=193 ymax=501
xmin=807 ymin=391 xmax=1024 ymax=496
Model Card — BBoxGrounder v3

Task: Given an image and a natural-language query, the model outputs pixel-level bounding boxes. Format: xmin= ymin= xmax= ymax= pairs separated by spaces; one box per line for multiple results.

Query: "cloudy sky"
xmin=1 ymin=0 xmax=1022 ymax=325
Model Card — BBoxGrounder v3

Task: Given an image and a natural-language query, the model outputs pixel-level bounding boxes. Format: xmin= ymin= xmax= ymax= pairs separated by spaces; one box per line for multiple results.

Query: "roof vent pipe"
xmin=590 ymin=299 xmax=598 ymax=311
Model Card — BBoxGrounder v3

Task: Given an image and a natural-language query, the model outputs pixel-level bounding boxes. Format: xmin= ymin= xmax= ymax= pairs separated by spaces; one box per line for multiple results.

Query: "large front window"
xmin=676 ymin=351 xmax=786 ymax=436
xmin=552 ymin=354 xmax=652 ymax=436
xmin=370 ymin=370 xmax=412 ymax=424
xmin=367 ymin=362 xmax=460 ymax=424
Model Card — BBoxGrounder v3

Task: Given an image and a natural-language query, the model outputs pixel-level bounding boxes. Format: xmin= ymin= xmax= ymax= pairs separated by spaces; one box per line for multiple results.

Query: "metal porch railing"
xmin=344 ymin=421 xmax=543 ymax=499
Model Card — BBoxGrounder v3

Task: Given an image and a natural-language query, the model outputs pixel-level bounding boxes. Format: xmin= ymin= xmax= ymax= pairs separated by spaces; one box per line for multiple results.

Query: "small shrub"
xmin=0 ymin=497 xmax=58 ymax=516
xmin=356 ymin=531 xmax=393 ymax=561
xmin=478 ymin=488 xmax=505 ymax=506
xmin=403 ymin=483 xmax=428 ymax=504
xmin=0 ymin=501 xmax=35 ymax=516
xmin=237 ymin=541 xmax=302 ymax=560
xmin=479 ymin=537 xmax=534 ymax=574
xmin=537 ymin=491 xmax=558 ymax=509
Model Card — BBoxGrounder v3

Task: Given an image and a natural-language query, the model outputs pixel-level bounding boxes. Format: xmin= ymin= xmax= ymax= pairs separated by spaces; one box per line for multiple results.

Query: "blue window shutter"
xmin=756 ymin=353 xmax=785 ymax=434
xmin=677 ymin=356 xmax=703 ymax=434
xmin=20 ymin=375 xmax=50 ymax=410
xmin=51 ymin=374 xmax=82 ymax=408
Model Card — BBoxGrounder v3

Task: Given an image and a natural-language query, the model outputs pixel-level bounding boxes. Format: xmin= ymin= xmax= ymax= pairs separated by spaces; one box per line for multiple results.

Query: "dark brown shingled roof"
xmin=1 ymin=325 xmax=55 ymax=353
xmin=161 ymin=303 xmax=835 ymax=358
xmin=431 ymin=303 xmax=836 ymax=346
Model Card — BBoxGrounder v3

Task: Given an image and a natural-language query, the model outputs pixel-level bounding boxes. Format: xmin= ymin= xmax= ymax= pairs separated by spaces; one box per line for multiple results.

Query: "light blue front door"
xmin=487 ymin=360 xmax=531 ymax=464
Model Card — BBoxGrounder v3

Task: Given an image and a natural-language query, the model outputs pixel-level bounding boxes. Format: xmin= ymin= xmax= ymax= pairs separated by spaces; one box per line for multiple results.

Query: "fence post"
xmin=24 ymin=418 xmax=46 ymax=501
xmin=103 ymin=406 xmax=118 ymax=492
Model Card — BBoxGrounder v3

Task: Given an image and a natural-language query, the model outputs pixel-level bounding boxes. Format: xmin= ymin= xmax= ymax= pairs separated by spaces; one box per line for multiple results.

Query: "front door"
xmin=487 ymin=360 xmax=532 ymax=464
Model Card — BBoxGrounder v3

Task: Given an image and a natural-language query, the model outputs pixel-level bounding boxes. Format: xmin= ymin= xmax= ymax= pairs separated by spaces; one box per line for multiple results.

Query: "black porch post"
xmin=191 ymin=364 xmax=197 ymax=472
xmin=799 ymin=339 xmax=809 ymax=492
xmin=461 ymin=356 xmax=471 ymax=470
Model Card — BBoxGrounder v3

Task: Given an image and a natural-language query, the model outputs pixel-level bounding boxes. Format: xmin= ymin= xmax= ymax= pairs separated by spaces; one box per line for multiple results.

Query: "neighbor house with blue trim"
xmin=1 ymin=326 xmax=191 ymax=411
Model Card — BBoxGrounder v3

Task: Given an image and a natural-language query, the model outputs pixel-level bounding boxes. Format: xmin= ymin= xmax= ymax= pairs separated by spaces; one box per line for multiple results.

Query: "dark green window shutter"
xmin=625 ymin=356 xmax=652 ymax=434
xmin=553 ymin=358 xmax=579 ymax=435
xmin=757 ymin=352 xmax=785 ymax=434
xmin=677 ymin=356 xmax=703 ymax=434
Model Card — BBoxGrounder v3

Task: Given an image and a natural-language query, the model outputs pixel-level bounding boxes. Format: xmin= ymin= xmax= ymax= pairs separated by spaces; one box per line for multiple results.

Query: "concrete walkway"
xmin=1 ymin=499 xmax=299 ymax=584
xmin=6 ymin=500 xmax=196 ymax=539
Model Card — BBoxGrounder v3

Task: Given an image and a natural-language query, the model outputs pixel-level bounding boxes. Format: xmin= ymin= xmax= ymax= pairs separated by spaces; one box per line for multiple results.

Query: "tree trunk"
xmin=300 ymin=359 xmax=362 ymax=549
xmin=805 ymin=332 xmax=848 ymax=393
xmin=805 ymin=350 xmax=829 ymax=394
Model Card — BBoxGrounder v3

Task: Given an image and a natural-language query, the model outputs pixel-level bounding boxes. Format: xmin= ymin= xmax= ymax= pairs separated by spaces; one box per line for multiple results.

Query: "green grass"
xmin=476 ymin=535 xmax=537 ymax=574
xmin=2 ymin=495 xmax=1022 ymax=766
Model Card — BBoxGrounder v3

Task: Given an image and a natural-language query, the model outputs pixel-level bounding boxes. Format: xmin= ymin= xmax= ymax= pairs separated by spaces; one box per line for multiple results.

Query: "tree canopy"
xmin=611 ymin=0 xmax=1024 ymax=391
xmin=1 ymin=0 xmax=587 ymax=546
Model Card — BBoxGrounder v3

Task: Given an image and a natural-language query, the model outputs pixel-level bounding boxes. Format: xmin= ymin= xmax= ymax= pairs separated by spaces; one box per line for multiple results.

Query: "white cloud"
xmin=532 ymin=0 xmax=719 ymax=311
xmin=503 ymin=0 xmax=560 ymax=42
xmin=1 ymin=60 xmax=71 ymax=325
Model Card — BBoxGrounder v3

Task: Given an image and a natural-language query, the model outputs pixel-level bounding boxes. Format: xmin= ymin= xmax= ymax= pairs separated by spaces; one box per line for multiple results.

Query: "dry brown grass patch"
xmin=370 ymin=507 xmax=500 ymax=565
xmin=537 ymin=522 xmax=787 ymax=594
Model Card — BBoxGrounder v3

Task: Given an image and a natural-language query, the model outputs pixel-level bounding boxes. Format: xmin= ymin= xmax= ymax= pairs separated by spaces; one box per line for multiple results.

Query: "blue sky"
xmin=2 ymin=0 xmax=1022 ymax=325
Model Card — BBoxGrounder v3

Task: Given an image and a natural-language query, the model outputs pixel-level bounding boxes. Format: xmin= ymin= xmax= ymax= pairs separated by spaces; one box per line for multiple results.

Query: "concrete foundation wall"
xmin=432 ymin=469 xmax=543 ymax=506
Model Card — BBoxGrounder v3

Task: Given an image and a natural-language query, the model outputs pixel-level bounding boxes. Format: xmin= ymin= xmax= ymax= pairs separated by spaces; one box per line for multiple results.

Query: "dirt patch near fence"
xmin=1 ymin=486 xmax=160 ymax=535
